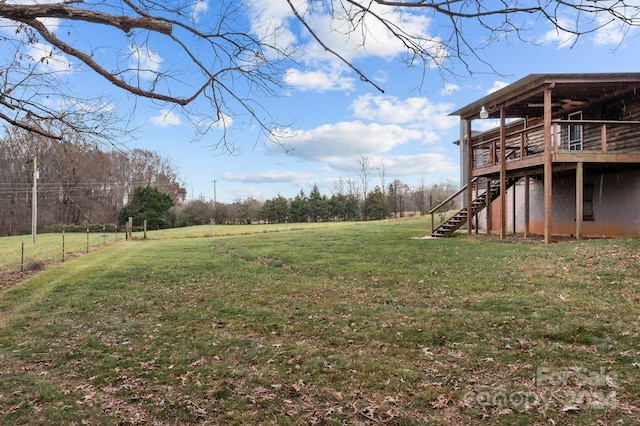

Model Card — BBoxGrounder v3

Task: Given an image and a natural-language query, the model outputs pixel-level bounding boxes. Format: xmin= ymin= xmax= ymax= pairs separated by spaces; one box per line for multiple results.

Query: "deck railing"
xmin=470 ymin=119 xmax=640 ymax=171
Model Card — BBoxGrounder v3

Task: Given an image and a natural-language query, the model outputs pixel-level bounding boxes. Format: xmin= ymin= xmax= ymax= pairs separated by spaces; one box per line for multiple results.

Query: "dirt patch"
xmin=0 ymin=268 xmax=37 ymax=291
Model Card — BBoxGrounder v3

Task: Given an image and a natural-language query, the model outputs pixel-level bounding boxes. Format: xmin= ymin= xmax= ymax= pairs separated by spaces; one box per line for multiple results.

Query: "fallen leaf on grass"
xmin=189 ymin=357 xmax=207 ymax=367
xmin=432 ymin=394 xmax=452 ymax=409
xmin=562 ymin=405 xmax=580 ymax=412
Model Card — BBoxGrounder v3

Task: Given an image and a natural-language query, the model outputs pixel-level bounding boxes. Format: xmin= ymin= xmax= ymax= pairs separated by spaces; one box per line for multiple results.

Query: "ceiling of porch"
xmin=450 ymin=73 xmax=640 ymax=120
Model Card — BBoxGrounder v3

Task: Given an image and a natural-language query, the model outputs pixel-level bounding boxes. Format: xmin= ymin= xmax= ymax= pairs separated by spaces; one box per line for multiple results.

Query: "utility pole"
xmin=31 ymin=155 xmax=38 ymax=244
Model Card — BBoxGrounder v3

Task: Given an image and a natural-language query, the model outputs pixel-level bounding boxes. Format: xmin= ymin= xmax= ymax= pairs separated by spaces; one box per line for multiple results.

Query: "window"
xmin=583 ymin=183 xmax=594 ymax=221
xmin=568 ymin=111 xmax=583 ymax=151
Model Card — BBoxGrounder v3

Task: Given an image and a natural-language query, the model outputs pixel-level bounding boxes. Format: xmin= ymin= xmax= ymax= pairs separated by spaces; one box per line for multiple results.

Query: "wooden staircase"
xmin=431 ymin=178 xmax=520 ymax=238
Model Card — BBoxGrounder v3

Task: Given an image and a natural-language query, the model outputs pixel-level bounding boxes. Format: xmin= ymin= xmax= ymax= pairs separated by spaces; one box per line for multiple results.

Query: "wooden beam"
xmin=543 ymin=88 xmax=553 ymax=244
xmin=601 ymin=124 xmax=607 ymax=154
xmin=553 ymin=152 xmax=640 ymax=163
xmin=500 ymin=107 xmax=507 ymax=240
xmin=524 ymin=174 xmax=530 ymax=238
xmin=466 ymin=120 xmax=473 ymax=235
xmin=474 ymin=180 xmax=479 ymax=234
xmin=512 ymin=183 xmax=516 ymax=234
xmin=576 ymin=162 xmax=583 ymax=240
xmin=486 ymin=177 xmax=492 ymax=235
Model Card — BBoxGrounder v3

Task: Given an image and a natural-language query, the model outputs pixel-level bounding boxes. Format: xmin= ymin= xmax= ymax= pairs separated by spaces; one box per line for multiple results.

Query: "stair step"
xmin=429 ymin=177 xmax=521 ymax=238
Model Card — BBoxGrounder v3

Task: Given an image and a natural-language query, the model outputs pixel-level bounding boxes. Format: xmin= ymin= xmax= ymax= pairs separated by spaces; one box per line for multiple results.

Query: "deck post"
xmin=601 ymin=124 xmax=607 ymax=153
xmin=466 ymin=120 xmax=473 ymax=235
xmin=486 ymin=177 xmax=492 ymax=234
xmin=500 ymin=107 xmax=506 ymax=240
xmin=524 ymin=173 xmax=530 ymax=238
xmin=543 ymin=88 xmax=553 ymax=244
xmin=512 ymin=183 xmax=516 ymax=234
xmin=576 ymin=162 xmax=583 ymax=240
xmin=474 ymin=179 xmax=479 ymax=234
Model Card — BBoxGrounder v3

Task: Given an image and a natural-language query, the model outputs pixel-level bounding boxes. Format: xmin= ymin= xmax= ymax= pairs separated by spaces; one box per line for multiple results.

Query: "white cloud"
xmin=441 ymin=83 xmax=460 ymax=96
xmin=350 ymin=94 xmax=457 ymax=131
xmin=272 ymin=121 xmax=422 ymax=164
xmin=486 ymin=81 xmax=509 ymax=95
xmin=297 ymin=2 xmax=442 ymax=63
xmin=26 ymin=42 xmax=72 ymax=72
xmin=191 ymin=0 xmax=209 ymax=23
xmin=4 ymin=0 xmax=60 ymax=31
xmin=129 ymin=44 xmax=163 ymax=80
xmin=246 ymin=0 xmax=301 ymax=53
xmin=213 ymin=112 xmax=233 ymax=129
xmin=371 ymin=153 xmax=458 ymax=176
xmin=284 ymin=67 xmax=355 ymax=92
xmin=220 ymin=170 xmax=315 ymax=184
xmin=591 ymin=14 xmax=628 ymax=45
xmin=538 ymin=17 xmax=578 ymax=48
xmin=150 ymin=109 xmax=182 ymax=127
xmin=247 ymin=0 xmax=448 ymax=92
xmin=266 ymin=93 xmax=460 ymax=174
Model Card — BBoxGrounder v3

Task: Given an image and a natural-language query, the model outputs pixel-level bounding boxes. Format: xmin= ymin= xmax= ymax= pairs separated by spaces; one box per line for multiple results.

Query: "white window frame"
xmin=568 ymin=111 xmax=583 ymax=151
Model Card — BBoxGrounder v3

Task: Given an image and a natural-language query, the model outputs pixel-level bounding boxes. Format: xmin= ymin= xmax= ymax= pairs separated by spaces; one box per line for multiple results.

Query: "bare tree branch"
xmin=0 ymin=2 xmax=172 ymax=34
xmin=0 ymin=0 xmax=638 ymax=145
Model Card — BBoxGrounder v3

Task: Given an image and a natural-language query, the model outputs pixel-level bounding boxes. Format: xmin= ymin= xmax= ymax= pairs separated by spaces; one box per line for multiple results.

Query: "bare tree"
xmin=1 ymin=1 xmax=638 ymax=145
xmin=412 ymin=178 xmax=429 ymax=216
xmin=0 ymin=127 xmax=185 ymax=236
xmin=355 ymin=153 xmax=372 ymax=220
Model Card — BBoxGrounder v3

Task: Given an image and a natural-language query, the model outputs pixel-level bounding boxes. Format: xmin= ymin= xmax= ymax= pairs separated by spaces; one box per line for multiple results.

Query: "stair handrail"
xmin=429 ymin=177 xmax=479 ymax=233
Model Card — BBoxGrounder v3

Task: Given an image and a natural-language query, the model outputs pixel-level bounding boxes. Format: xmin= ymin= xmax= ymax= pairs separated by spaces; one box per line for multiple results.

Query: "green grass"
xmin=1 ymin=218 xmax=639 ymax=424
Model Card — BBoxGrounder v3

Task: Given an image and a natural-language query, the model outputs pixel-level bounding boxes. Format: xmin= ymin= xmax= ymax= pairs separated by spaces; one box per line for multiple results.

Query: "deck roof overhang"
xmin=450 ymin=73 xmax=640 ymax=120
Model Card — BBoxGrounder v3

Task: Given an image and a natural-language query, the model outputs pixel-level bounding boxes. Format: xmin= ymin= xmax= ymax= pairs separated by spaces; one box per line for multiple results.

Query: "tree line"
xmin=0 ymin=126 xmax=458 ymax=236
xmin=176 ymin=180 xmax=459 ymax=227
xmin=0 ymin=127 xmax=186 ymax=236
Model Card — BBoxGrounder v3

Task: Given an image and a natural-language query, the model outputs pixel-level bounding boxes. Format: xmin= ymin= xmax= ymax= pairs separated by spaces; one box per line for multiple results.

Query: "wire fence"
xmin=0 ymin=229 xmax=127 ymax=274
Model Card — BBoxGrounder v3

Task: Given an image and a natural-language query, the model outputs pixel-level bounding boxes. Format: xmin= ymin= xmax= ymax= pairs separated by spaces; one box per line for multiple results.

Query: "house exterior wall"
xmin=477 ymin=170 xmax=640 ymax=238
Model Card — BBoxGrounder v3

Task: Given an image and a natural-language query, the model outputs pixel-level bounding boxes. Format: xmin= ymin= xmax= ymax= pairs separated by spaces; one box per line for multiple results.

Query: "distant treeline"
xmin=176 ymin=180 xmax=459 ymax=226
xmin=0 ymin=127 xmax=185 ymax=237
xmin=0 ymin=126 xmax=459 ymax=235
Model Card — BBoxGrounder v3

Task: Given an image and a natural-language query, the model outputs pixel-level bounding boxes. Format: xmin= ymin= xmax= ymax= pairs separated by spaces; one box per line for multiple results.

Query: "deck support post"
xmin=543 ymin=88 xmax=553 ymax=244
xmin=512 ymin=183 xmax=516 ymax=234
xmin=466 ymin=119 xmax=473 ymax=235
xmin=500 ymin=107 xmax=507 ymax=240
xmin=524 ymin=173 xmax=530 ymax=238
xmin=484 ymin=178 xmax=493 ymax=235
xmin=576 ymin=162 xmax=583 ymax=240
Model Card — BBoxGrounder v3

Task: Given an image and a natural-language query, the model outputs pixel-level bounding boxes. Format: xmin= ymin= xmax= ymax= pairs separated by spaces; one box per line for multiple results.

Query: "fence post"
xmin=21 ymin=241 xmax=24 ymax=273
xmin=62 ymin=231 xmax=65 ymax=262
xmin=86 ymin=228 xmax=89 ymax=253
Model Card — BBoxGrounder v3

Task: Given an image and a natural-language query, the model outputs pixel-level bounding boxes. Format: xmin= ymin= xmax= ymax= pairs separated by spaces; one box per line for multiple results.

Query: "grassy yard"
xmin=0 ymin=218 xmax=638 ymax=424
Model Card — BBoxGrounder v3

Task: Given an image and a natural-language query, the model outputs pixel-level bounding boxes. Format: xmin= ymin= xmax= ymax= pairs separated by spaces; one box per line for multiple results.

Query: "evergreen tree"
xmin=118 ymin=186 xmax=174 ymax=229
xmin=289 ymin=190 xmax=309 ymax=223
xmin=308 ymin=184 xmax=329 ymax=222
xmin=367 ymin=186 xmax=390 ymax=220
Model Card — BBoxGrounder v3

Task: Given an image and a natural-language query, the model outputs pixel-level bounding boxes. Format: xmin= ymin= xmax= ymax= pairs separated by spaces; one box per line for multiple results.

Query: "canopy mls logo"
xmin=536 ymin=366 xmax=617 ymax=388
xmin=462 ymin=366 xmax=619 ymax=413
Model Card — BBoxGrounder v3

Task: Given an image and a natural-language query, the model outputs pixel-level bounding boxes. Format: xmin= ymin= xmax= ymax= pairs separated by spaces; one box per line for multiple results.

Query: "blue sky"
xmin=6 ymin=1 xmax=640 ymax=203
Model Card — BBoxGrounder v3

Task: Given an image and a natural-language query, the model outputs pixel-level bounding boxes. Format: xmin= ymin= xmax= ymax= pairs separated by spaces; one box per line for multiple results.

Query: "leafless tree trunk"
xmin=355 ymin=153 xmax=372 ymax=220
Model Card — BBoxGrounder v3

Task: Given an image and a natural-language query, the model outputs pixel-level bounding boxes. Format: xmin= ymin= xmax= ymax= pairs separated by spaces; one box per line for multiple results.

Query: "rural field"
xmin=0 ymin=218 xmax=639 ymax=425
